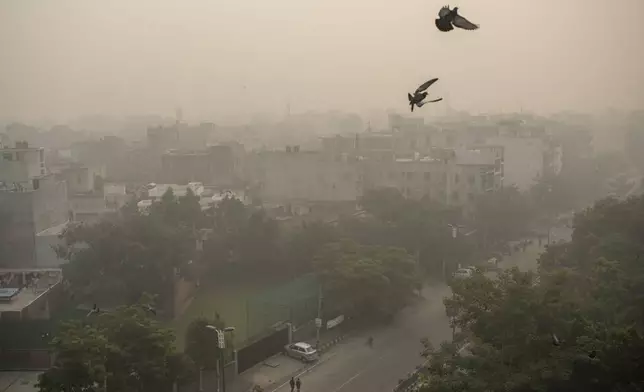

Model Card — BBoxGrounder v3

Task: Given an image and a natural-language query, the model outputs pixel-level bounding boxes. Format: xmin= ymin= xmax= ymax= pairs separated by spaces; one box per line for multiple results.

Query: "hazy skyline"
xmin=1 ymin=0 xmax=643 ymax=124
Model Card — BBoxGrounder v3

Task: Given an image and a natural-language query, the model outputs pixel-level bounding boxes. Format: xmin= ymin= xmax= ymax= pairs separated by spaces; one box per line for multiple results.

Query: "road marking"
xmin=268 ymin=353 xmax=338 ymax=392
xmin=329 ymin=353 xmax=388 ymax=392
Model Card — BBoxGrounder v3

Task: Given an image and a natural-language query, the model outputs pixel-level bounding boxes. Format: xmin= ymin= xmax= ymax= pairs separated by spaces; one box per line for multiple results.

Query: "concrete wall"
xmin=258 ymin=151 xmax=361 ymax=203
xmin=0 ymin=192 xmax=36 ymax=267
xmin=31 ymin=177 xmax=68 ymax=234
xmin=34 ymin=234 xmax=64 ymax=267
xmin=0 ymin=148 xmax=44 ymax=183
xmin=487 ymin=137 xmax=545 ymax=191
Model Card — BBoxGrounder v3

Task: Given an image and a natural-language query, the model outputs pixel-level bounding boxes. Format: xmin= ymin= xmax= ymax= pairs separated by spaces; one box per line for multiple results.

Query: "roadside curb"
xmin=317 ymin=332 xmax=351 ymax=353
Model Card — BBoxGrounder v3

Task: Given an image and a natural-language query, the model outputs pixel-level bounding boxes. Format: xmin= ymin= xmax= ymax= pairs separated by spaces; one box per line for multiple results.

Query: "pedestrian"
xmin=296 ymin=378 xmax=301 ymax=392
xmin=289 ymin=377 xmax=295 ymax=392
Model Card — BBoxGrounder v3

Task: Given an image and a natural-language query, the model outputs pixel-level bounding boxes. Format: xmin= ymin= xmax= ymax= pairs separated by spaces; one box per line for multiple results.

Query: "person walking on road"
xmin=289 ymin=377 xmax=295 ymax=392
xmin=296 ymin=378 xmax=302 ymax=392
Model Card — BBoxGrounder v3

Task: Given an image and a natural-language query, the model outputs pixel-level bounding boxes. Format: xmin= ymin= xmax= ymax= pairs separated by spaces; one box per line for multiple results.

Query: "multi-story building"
xmin=252 ymin=147 xmax=362 ymax=204
xmin=0 ymin=142 xmax=69 ymax=268
xmin=0 ymin=268 xmax=67 ymax=370
xmin=161 ymin=143 xmax=245 ymax=187
xmin=362 ymin=147 xmax=502 ymax=213
xmin=0 ymin=141 xmax=45 ymax=183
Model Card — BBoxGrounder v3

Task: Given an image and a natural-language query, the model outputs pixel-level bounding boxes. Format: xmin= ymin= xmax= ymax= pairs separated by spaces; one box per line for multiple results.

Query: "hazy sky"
xmin=1 ymin=0 xmax=643 ymax=123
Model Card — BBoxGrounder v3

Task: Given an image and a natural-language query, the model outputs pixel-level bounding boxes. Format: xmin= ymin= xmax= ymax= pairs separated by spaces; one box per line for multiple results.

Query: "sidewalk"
xmin=228 ymin=325 xmax=353 ymax=392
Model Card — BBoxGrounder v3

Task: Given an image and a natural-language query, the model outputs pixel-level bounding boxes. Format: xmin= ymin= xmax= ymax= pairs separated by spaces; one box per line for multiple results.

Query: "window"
xmin=454 ymin=174 xmax=460 ymax=184
xmin=2 ymin=153 xmax=13 ymax=161
xmin=424 ymin=172 xmax=431 ymax=181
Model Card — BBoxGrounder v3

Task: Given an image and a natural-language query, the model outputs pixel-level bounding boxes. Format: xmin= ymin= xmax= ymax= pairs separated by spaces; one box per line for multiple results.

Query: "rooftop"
xmin=455 ymin=149 xmax=496 ymax=166
xmin=0 ymin=268 xmax=62 ymax=313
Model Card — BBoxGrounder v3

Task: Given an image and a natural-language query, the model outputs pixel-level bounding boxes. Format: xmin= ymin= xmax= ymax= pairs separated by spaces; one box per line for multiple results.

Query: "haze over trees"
xmin=418 ymin=195 xmax=644 ymax=392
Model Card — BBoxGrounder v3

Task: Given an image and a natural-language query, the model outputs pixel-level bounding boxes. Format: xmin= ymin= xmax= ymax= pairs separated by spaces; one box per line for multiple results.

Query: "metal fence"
xmin=244 ymin=274 xmax=318 ymax=342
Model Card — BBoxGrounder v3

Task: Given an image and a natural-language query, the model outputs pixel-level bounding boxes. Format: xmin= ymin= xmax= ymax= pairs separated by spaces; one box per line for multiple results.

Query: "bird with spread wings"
xmin=408 ymin=78 xmax=443 ymax=112
xmin=435 ymin=6 xmax=479 ymax=32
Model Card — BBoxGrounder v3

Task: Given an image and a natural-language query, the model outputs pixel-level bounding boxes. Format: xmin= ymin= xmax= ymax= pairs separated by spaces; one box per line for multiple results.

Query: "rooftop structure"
xmin=0 ymin=268 xmax=62 ymax=316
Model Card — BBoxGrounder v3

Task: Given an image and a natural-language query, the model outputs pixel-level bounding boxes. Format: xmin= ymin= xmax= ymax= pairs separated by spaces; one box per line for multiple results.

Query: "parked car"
xmin=284 ymin=342 xmax=319 ymax=362
xmin=453 ymin=268 xmax=474 ymax=279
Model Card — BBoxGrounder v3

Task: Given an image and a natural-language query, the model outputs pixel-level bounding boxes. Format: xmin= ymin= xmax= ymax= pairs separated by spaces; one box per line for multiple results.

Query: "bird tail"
xmin=408 ymin=93 xmax=413 ymax=103
xmin=410 ymin=103 xmax=414 ymax=112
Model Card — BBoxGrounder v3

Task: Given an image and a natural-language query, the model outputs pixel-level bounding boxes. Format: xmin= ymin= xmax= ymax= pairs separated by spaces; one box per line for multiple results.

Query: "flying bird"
xmin=435 ymin=6 xmax=479 ymax=32
xmin=408 ymin=78 xmax=443 ymax=112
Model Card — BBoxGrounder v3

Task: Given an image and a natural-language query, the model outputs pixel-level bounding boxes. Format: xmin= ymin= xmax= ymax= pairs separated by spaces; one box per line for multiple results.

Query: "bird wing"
xmin=415 ymin=78 xmax=438 ymax=94
xmin=438 ymin=6 xmax=451 ymax=18
xmin=427 ymin=97 xmax=443 ymax=103
xmin=453 ymin=13 xmax=479 ymax=30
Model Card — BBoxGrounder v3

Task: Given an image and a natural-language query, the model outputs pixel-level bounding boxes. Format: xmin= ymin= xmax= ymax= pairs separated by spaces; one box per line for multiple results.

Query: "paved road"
xmin=261 ymin=226 xmax=574 ymax=392
xmin=267 ymin=284 xmax=452 ymax=392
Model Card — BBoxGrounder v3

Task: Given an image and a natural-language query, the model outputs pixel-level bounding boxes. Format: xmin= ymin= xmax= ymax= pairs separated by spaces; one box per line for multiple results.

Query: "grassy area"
xmin=171 ymin=273 xmax=283 ymax=351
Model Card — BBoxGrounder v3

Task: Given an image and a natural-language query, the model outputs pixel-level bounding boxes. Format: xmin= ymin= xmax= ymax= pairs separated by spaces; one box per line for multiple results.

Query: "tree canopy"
xmin=37 ymin=301 xmax=195 ymax=392
xmin=314 ymin=239 xmax=420 ymax=320
xmin=57 ymin=190 xmax=198 ymax=309
xmin=184 ymin=314 xmax=230 ymax=370
xmin=418 ymin=195 xmax=644 ymax=392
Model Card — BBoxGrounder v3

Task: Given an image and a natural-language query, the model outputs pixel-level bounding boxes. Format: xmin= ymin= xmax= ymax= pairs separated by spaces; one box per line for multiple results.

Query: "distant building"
xmin=161 ymin=143 xmax=244 ymax=186
xmin=253 ymin=147 xmax=362 ymax=204
xmin=362 ymin=147 xmax=501 ymax=213
xmin=0 ymin=141 xmax=45 ymax=182
xmin=486 ymin=136 xmax=558 ymax=191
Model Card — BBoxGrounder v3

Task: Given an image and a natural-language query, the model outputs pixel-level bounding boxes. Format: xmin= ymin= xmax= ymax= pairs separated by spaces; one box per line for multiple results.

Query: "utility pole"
xmin=315 ymin=283 xmax=323 ymax=348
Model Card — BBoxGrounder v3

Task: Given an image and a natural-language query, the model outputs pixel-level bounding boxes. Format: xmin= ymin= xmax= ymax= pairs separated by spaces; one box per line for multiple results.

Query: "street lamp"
xmin=205 ymin=325 xmax=236 ymax=392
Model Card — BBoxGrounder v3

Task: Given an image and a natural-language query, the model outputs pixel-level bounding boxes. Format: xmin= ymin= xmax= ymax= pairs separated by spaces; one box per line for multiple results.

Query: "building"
xmin=362 ymin=147 xmax=501 ymax=212
xmin=147 ymin=122 xmax=216 ymax=153
xmin=0 ymin=176 xmax=69 ymax=268
xmin=253 ymin=147 xmax=362 ymax=204
xmin=0 ymin=268 xmax=65 ymax=370
xmin=161 ymin=143 xmax=245 ymax=186
xmin=485 ymin=136 xmax=558 ymax=191
xmin=0 ymin=142 xmax=45 ymax=183
xmin=0 ymin=142 xmax=69 ymax=268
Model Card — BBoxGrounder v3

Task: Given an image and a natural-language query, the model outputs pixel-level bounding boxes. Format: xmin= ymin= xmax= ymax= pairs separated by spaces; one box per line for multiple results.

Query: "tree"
xmin=355 ymin=188 xmax=465 ymax=276
xmin=57 ymin=211 xmax=195 ymax=308
xmin=184 ymin=315 xmax=228 ymax=370
xmin=473 ymin=186 xmax=535 ymax=251
xmin=204 ymin=200 xmax=282 ymax=271
xmin=37 ymin=301 xmax=195 ymax=392
xmin=314 ymin=240 xmax=420 ymax=320
xmin=282 ymin=221 xmax=339 ymax=276
xmin=418 ymin=195 xmax=644 ymax=392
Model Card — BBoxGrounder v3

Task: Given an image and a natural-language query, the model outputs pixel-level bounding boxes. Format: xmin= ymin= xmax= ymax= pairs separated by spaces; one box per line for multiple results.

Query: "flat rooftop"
xmin=0 ymin=287 xmax=49 ymax=313
xmin=0 ymin=269 xmax=62 ymax=313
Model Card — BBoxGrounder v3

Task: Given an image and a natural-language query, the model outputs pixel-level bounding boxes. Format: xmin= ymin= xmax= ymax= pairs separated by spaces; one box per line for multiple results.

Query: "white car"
xmin=453 ymin=268 xmax=474 ymax=279
xmin=284 ymin=342 xmax=319 ymax=362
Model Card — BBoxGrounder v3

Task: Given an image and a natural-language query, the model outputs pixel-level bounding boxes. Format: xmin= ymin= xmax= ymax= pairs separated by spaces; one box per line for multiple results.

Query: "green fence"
xmin=244 ymin=274 xmax=319 ymax=342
